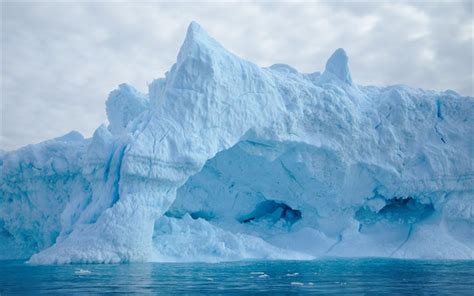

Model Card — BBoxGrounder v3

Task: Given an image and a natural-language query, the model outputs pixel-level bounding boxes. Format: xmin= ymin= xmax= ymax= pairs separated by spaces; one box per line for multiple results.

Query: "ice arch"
xmin=11 ymin=21 xmax=471 ymax=263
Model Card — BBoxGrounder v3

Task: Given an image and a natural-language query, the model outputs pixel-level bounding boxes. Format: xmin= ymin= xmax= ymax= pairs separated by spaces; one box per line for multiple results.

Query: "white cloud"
xmin=1 ymin=1 xmax=472 ymax=150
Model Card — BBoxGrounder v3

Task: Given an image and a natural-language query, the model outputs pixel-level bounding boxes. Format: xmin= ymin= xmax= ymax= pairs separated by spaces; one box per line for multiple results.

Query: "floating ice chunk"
xmin=74 ymin=268 xmax=91 ymax=275
xmin=286 ymin=273 xmax=299 ymax=277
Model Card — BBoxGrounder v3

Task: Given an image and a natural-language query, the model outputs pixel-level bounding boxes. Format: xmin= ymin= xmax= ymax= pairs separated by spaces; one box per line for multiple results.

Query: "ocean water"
xmin=0 ymin=258 xmax=473 ymax=295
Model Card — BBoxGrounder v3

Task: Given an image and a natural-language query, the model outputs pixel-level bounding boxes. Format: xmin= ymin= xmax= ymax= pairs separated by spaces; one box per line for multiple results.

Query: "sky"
xmin=1 ymin=1 xmax=473 ymax=151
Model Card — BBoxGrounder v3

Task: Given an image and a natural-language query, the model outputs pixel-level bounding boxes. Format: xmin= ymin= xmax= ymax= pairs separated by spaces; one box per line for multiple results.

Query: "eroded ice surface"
xmin=1 ymin=22 xmax=473 ymax=263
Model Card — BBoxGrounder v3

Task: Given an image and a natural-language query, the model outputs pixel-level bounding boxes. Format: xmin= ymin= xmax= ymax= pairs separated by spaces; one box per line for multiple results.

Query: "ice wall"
xmin=1 ymin=22 xmax=472 ymax=263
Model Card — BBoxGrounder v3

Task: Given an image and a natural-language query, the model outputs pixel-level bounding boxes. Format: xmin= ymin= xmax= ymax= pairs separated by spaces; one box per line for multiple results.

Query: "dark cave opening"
xmin=238 ymin=200 xmax=302 ymax=225
xmin=356 ymin=196 xmax=435 ymax=225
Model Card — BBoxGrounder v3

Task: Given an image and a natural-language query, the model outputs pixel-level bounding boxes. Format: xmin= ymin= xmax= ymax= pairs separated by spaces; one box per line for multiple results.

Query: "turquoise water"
xmin=1 ymin=259 xmax=473 ymax=295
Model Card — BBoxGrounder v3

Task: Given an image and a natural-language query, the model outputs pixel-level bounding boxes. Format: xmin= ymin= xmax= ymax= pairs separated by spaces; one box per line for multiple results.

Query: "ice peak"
xmin=323 ymin=48 xmax=353 ymax=85
xmin=177 ymin=21 xmax=223 ymax=62
xmin=184 ymin=21 xmax=207 ymax=43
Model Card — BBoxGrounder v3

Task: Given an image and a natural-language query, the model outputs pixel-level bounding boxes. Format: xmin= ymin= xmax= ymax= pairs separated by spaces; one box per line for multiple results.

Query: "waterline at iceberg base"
xmin=1 ymin=22 xmax=473 ymax=264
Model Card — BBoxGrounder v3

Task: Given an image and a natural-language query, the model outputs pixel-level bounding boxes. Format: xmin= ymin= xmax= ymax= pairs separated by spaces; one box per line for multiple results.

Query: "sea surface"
xmin=1 ymin=258 xmax=473 ymax=295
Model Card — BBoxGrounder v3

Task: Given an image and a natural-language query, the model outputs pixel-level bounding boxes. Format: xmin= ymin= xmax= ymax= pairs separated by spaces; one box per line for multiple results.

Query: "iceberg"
xmin=1 ymin=22 xmax=472 ymax=263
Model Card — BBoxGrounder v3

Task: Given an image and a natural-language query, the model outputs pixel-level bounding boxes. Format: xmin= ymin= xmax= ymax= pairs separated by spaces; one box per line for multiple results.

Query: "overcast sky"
xmin=1 ymin=1 xmax=473 ymax=150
